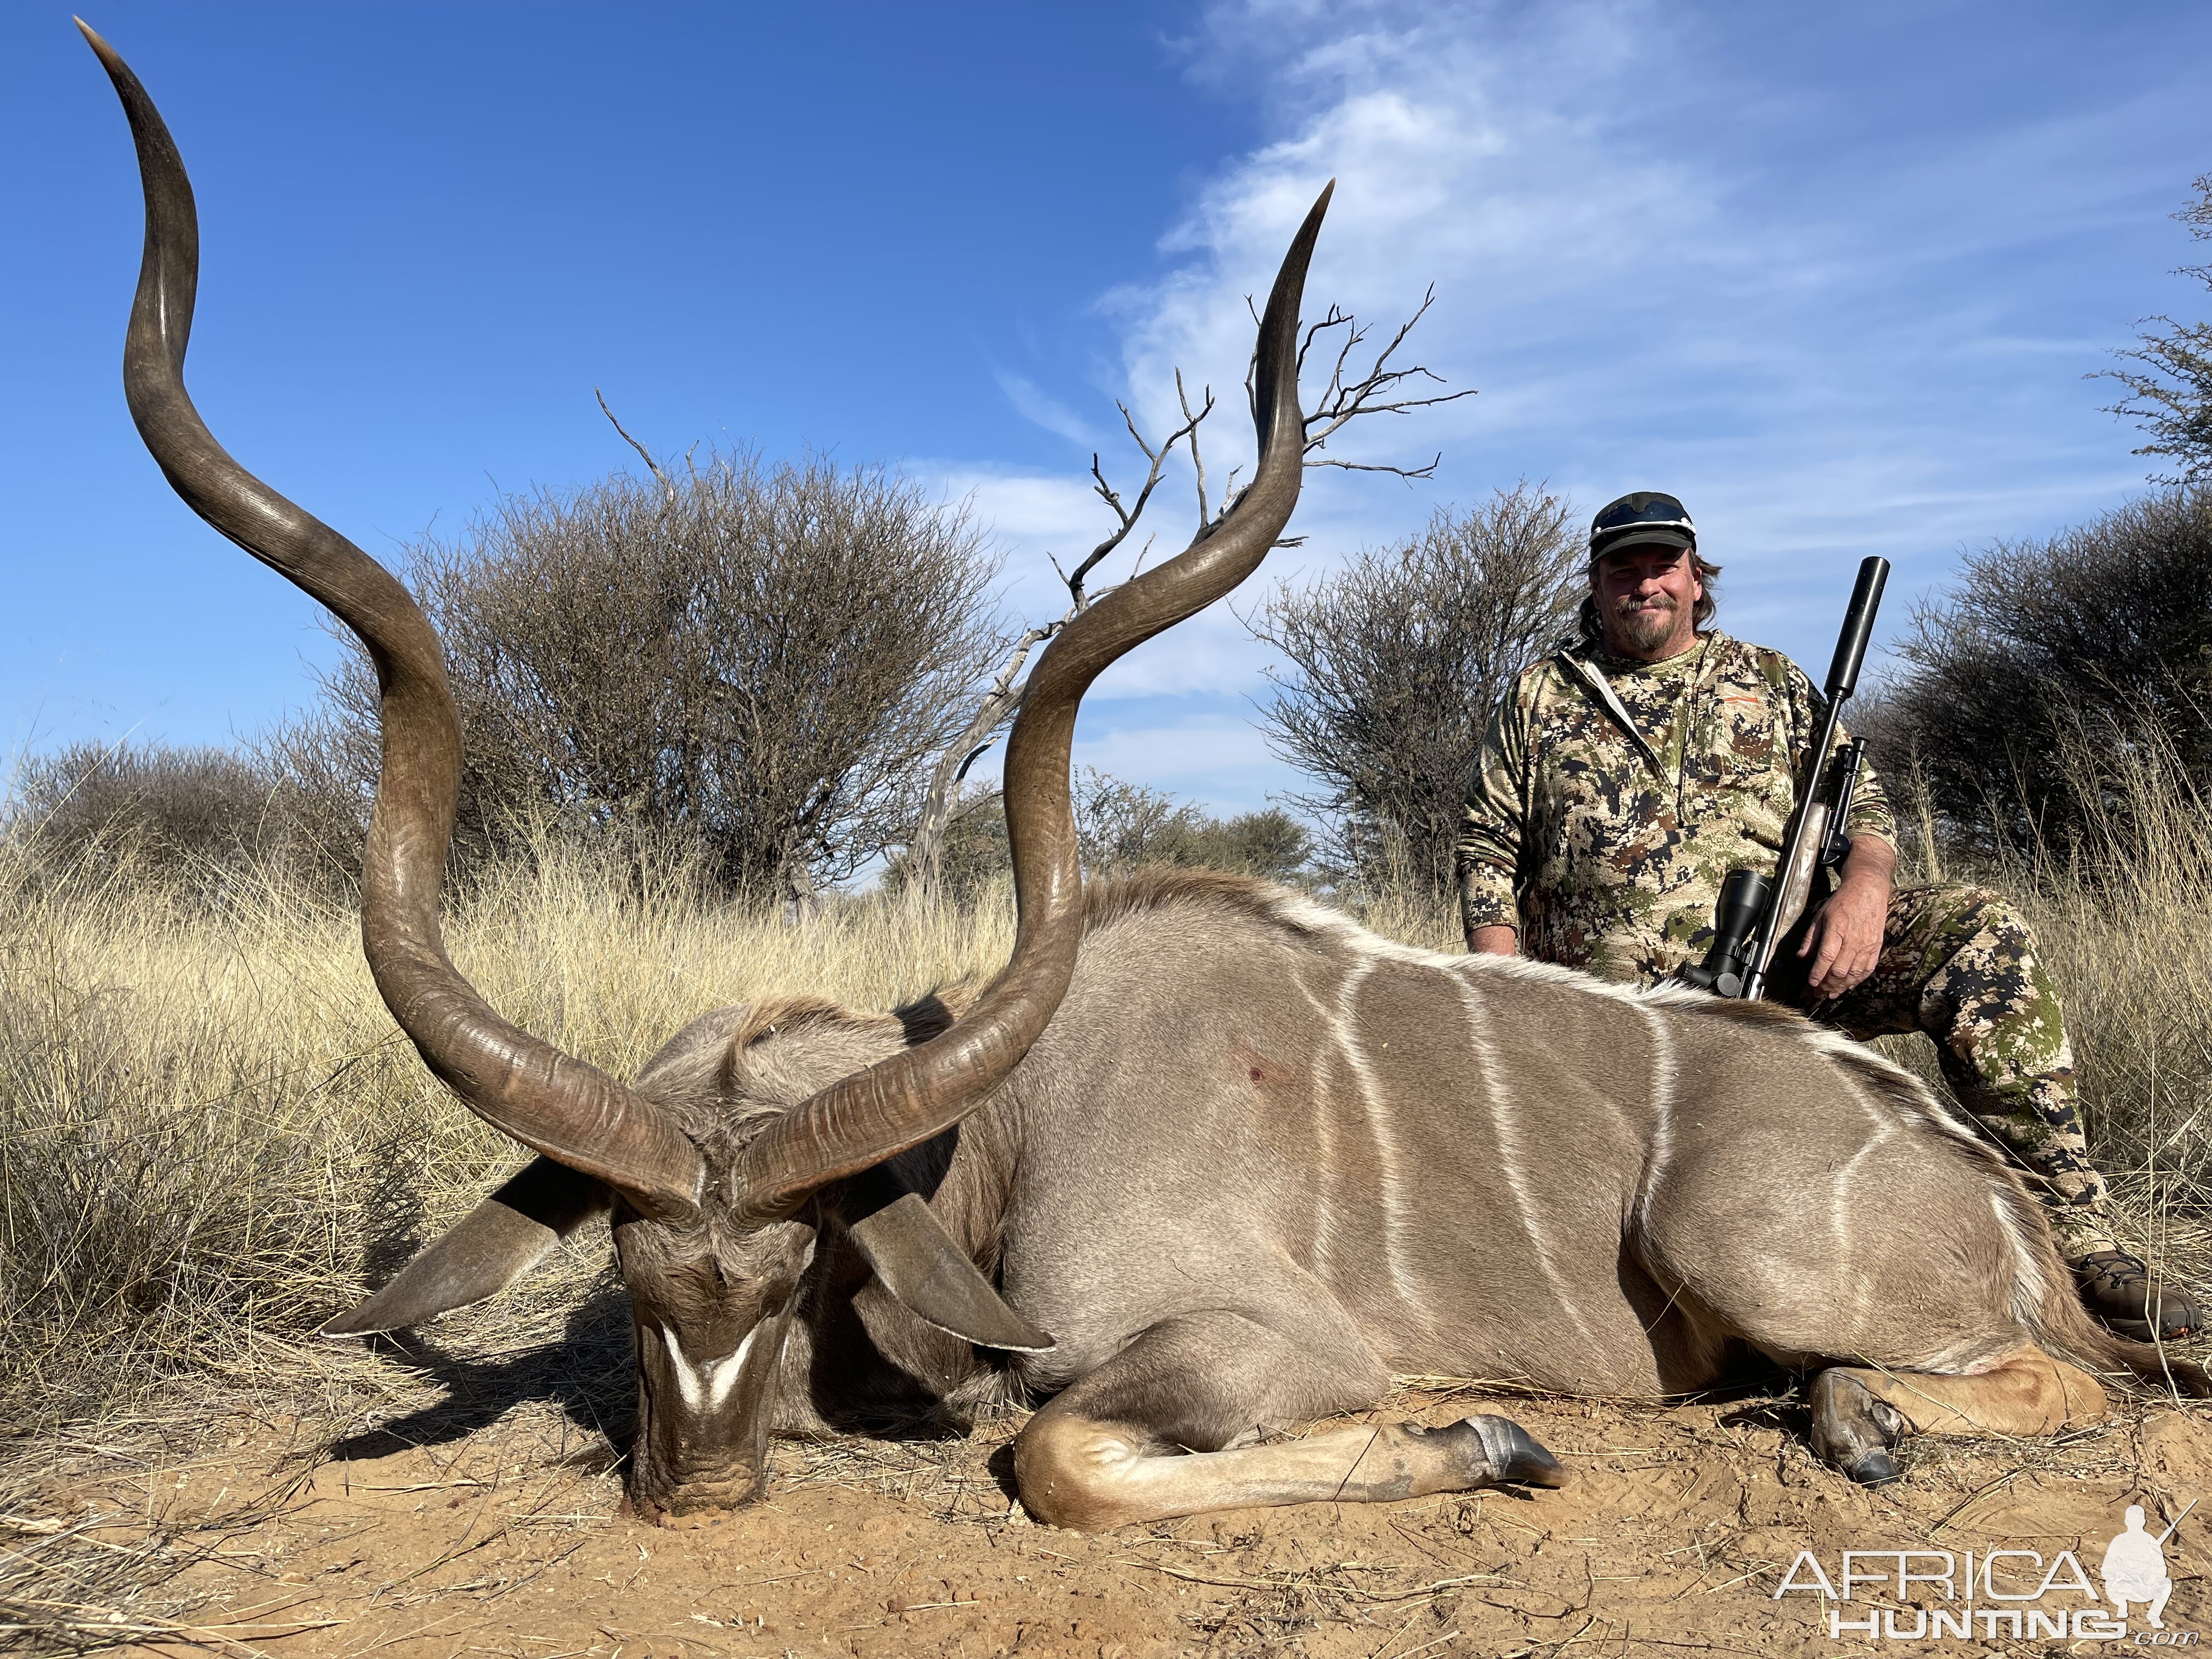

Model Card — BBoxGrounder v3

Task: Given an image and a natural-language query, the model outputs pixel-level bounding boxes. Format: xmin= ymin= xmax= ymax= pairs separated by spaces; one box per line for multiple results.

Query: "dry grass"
xmin=1868 ymin=722 xmax=2212 ymax=1267
xmin=0 ymin=829 xmax=1019 ymax=1650
xmin=5 ymin=753 xmax=2212 ymax=1650
xmin=0 ymin=829 xmax=1013 ymax=1442
xmin=8 ymin=775 xmax=2212 ymax=1436
xmin=2010 ymin=727 xmax=2212 ymax=1206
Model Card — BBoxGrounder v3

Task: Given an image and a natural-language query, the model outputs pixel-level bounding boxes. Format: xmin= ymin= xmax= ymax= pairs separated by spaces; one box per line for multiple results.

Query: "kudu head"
xmin=83 ymin=21 xmax=1326 ymax=1522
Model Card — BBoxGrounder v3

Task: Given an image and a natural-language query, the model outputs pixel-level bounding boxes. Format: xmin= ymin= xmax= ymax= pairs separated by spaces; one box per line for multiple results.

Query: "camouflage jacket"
xmin=1454 ymin=630 xmax=1897 ymax=985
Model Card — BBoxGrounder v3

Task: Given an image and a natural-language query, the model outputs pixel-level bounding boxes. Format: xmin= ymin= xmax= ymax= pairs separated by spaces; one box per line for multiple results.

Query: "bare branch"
xmin=1177 ymin=369 xmax=1214 ymax=528
xmin=1307 ymin=452 xmax=1446 ymax=482
xmin=1296 ymin=303 xmax=1356 ymax=385
xmin=952 ymin=738 xmax=1000 ymax=786
xmin=946 ymin=781 xmax=1000 ymax=822
xmin=1063 ymin=391 xmax=1213 ymax=607
xmin=1297 ymin=287 xmax=1479 ymax=460
xmin=1243 ymin=285 xmax=1474 ymax=479
xmin=594 ymin=388 xmax=676 ymax=506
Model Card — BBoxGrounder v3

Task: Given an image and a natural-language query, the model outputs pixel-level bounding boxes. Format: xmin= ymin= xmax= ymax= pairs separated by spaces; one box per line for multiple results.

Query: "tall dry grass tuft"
xmin=0 ymin=823 xmax=1012 ymax=1434
xmin=2005 ymin=717 xmax=2212 ymax=1219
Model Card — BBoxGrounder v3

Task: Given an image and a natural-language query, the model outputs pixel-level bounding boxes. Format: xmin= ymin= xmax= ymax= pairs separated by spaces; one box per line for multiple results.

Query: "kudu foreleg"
xmin=1012 ymin=1312 xmax=1565 ymax=1530
xmin=1810 ymin=1348 xmax=2107 ymax=1484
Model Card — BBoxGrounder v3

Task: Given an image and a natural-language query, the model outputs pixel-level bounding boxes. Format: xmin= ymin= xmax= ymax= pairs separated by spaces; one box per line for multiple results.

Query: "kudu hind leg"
xmin=1013 ymin=1312 xmax=1565 ymax=1530
xmin=1811 ymin=1348 xmax=2106 ymax=1485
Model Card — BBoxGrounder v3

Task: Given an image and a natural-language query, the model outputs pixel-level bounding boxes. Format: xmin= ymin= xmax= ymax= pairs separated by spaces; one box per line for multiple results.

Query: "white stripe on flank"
xmin=1455 ymin=977 xmax=1607 ymax=1362
xmin=1336 ymin=957 xmax=1412 ymax=1302
xmin=1991 ymin=1190 xmax=2049 ymax=1323
xmin=1835 ymin=1070 xmax=1900 ymax=1140
xmin=1830 ymin=1132 xmax=1888 ymax=1233
xmin=1289 ymin=966 xmax=1341 ymax=1277
xmin=663 ymin=1324 xmax=758 ymax=1414
xmin=1829 ymin=1130 xmax=1889 ymax=1325
xmin=1633 ymin=1002 xmax=1675 ymax=1234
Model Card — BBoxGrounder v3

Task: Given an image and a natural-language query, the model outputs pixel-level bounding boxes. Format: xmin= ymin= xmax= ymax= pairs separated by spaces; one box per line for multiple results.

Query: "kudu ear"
xmin=847 ymin=1193 xmax=1054 ymax=1355
xmin=322 ymin=1158 xmax=610 ymax=1338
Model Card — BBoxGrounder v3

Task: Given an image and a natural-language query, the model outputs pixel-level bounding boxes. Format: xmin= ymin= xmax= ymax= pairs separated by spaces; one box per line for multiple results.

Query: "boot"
xmin=2073 ymin=1250 xmax=2204 ymax=1342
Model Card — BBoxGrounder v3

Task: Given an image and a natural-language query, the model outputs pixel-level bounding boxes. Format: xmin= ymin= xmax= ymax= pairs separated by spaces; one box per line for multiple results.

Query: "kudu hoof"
xmin=1462 ymin=1414 xmax=1571 ymax=1489
xmin=1841 ymin=1449 xmax=1903 ymax=1486
xmin=1809 ymin=1369 xmax=1907 ymax=1485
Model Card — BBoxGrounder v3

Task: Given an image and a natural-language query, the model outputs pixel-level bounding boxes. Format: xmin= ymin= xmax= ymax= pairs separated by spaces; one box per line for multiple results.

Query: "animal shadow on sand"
xmin=324 ymin=1272 xmax=983 ymax=1478
xmin=327 ymin=1279 xmax=640 ymax=1471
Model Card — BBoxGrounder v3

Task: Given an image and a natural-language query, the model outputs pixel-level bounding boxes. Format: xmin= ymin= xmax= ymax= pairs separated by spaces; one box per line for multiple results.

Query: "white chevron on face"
xmin=663 ymin=1324 xmax=759 ymax=1414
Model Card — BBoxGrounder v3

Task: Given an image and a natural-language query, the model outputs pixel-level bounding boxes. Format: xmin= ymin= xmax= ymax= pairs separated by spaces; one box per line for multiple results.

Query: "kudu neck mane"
xmin=716 ymin=870 xmax=1336 ymax=1093
xmin=646 ymin=871 xmax=1333 ymax=1182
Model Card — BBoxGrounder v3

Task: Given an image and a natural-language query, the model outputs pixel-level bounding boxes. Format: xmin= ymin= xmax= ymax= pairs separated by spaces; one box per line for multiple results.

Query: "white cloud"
xmin=1070 ymin=712 xmax=1285 ymax=815
xmin=1115 ymin=1 xmax=1716 ymax=453
xmin=992 ymin=370 xmax=1103 ymax=448
xmin=916 ymin=0 xmax=2199 ymax=810
xmin=1109 ymin=1 xmax=2192 ymax=646
xmin=938 ymin=468 xmax=1102 ymax=556
xmin=931 ymin=462 xmax=1296 ymax=698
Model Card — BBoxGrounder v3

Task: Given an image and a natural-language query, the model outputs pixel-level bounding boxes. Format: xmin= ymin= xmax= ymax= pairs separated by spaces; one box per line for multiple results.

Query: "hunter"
xmin=1455 ymin=489 xmax=2199 ymax=1341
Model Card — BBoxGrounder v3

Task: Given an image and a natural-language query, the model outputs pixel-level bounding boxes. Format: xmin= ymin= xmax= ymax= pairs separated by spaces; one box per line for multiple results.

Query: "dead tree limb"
xmin=1052 ymin=388 xmax=1216 ymax=610
xmin=905 ymin=620 xmax=1062 ymax=905
xmin=1179 ymin=370 xmax=1214 ymax=528
xmin=595 ymin=388 xmax=678 ymax=506
xmin=908 ymin=279 xmax=1466 ymax=904
xmin=1243 ymin=285 xmax=1476 ymax=484
xmin=1300 ymin=289 xmax=1475 ymax=479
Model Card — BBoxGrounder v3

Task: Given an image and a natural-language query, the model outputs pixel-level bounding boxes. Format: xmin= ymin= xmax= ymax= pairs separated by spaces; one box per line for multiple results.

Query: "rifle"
xmin=1676 ymin=555 xmax=1890 ymax=1000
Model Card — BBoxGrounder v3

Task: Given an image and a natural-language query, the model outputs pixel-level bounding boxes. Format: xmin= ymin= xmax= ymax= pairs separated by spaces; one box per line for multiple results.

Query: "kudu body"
xmin=83 ymin=26 xmax=2194 ymax=1533
xmin=594 ymin=870 xmax=2169 ymax=1526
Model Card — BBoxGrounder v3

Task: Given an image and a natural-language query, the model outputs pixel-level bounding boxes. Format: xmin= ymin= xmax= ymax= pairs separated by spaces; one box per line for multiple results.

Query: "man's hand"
xmin=1469 ymin=924 xmax=1518 ymax=957
xmin=1798 ymin=837 xmax=1894 ymax=998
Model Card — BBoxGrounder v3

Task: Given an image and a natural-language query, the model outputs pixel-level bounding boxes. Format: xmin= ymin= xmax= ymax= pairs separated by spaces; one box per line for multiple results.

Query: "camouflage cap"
xmin=1590 ymin=491 xmax=1696 ymax=556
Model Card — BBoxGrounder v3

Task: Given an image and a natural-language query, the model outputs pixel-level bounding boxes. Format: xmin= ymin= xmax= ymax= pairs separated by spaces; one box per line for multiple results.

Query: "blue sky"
xmin=7 ymin=2 xmax=2210 ymax=826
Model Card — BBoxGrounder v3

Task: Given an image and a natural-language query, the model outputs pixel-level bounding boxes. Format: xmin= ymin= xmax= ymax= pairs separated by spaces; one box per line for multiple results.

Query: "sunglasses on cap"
xmin=1589 ymin=492 xmax=1695 ymax=550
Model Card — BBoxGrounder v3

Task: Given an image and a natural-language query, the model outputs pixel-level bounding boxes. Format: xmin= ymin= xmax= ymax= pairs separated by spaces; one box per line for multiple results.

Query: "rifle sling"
xmin=1553 ymin=647 xmax=1666 ymax=780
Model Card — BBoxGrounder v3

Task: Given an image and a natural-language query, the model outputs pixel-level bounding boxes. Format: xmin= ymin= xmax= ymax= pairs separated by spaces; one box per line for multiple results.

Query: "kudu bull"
xmin=87 ymin=25 xmax=2200 ymax=1531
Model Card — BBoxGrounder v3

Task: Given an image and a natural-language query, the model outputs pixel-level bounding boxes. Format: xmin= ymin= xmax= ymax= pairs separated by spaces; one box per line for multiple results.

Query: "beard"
xmin=1611 ymin=592 xmax=1680 ymax=653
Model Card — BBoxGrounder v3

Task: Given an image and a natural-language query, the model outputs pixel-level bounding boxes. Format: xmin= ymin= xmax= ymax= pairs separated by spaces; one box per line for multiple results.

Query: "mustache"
xmin=1612 ymin=592 xmax=1678 ymax=614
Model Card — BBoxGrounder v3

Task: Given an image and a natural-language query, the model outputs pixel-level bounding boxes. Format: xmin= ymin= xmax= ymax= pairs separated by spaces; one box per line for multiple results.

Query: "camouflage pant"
xmin=1786 ymin=884 xmax=2113 ymax=1261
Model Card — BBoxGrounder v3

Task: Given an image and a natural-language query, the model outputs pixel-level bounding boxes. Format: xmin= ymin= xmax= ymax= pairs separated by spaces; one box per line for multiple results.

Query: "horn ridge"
xmin=81 ymin=21 xmax=705 ymax=1226
xmin=729 ymin=183 xmax=1335 ymax=1226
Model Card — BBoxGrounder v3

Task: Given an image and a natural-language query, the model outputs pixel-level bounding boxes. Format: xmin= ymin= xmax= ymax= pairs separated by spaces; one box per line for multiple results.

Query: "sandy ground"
xmin=10 ymin=1352 xmax=2212 ymax=1659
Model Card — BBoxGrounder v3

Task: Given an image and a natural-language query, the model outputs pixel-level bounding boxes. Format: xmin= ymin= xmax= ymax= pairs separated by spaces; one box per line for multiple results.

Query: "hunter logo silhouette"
xmin=2102 ymin=1500 xmax=2193 ymax=1629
